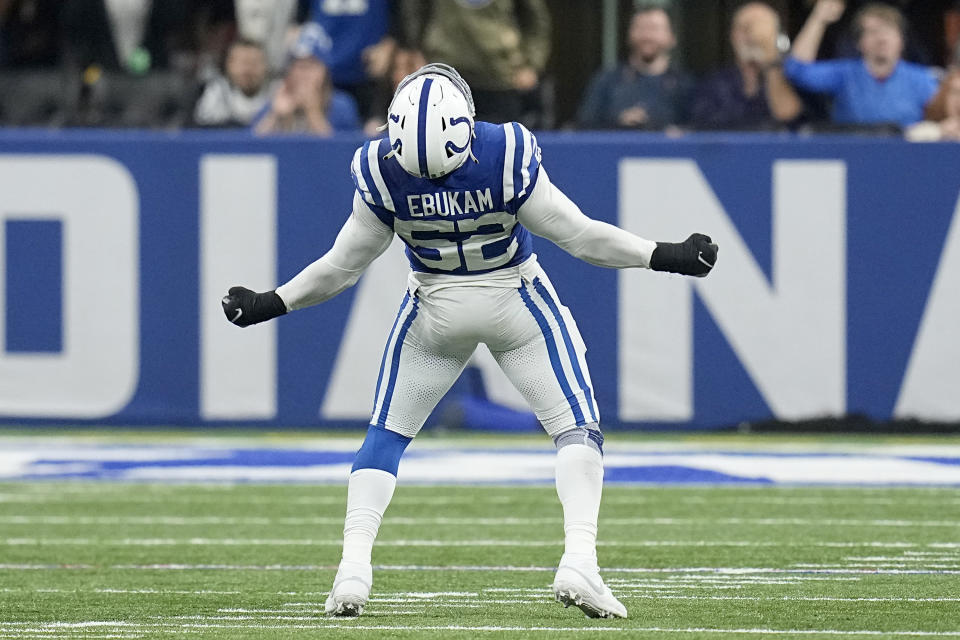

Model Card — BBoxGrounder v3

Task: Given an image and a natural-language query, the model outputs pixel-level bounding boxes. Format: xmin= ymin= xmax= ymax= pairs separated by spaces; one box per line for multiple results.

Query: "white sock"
xmin=555 ymin=443 xmax=603 ymax=563
xmin=340 ymin=468 xmax=397 ymax=565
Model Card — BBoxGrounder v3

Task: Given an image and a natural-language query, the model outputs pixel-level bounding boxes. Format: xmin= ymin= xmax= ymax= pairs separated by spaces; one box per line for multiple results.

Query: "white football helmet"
xmin=386 ymin=63 xmax=476 ymax=179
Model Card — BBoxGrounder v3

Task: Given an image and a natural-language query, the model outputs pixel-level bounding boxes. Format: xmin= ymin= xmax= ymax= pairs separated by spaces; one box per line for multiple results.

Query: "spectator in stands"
xmin=306 ymin=0 xmax=394 ymax=128
xmin=362 ymin=44 xmax=428 ymax=135
xmin=953 ymin=22 xmax=960 ymax=66
xmin=252 ymin=43 xmax=359 ymax=136
xmin=814 ymin=0 xmax=940 ymax=67
xmin=577 ymin=5 xmax=693 ymax=130
xmin=189 ymin=1 xmax=237 ymax=82
xmin=0 ymin=0 xmax=65 ymax=126
xmin=193 ymin=38 xmax=277 ymax=127
xmin=907 ymin=67 xmax=960 ymax=141
xmin=233 ymin=0 xmax=300 ymax=74
xmin=922 ymin=40 xmax=960 ymax=122
xmin=397 ymin=0 xmax=551 ymax=125
xmin=0 ymin=0 xmax=60 ymax=67
xmin=62 ymin=0 xmax=191 ymax=74
xmin=691 ymin=2 xmax=804 ymax=130
xmin=785 ymin=0 xmax=939 ymax=128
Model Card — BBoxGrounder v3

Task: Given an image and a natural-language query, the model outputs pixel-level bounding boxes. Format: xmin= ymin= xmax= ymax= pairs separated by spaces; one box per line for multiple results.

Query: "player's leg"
xmin=325 ymin=428 xmax=407 ymax=617
xmin=549 ymin=426 xmax=626 ymax=618
xmin=327 ymin=290 xmax=476 ymax=617
xmin=489 ymin=271 xmax=626 ymax=619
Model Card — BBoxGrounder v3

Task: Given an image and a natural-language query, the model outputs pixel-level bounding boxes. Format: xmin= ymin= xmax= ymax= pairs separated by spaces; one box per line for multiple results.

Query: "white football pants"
xmin=370 ymin=258 xmax=599 ymax=438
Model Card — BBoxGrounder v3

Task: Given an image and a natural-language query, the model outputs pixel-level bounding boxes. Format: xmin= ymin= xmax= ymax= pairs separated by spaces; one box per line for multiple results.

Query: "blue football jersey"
xmin=308 ymin=0 xmax=389 ymax=87
xmin=351 ymin=121 xmax=542 ymax=275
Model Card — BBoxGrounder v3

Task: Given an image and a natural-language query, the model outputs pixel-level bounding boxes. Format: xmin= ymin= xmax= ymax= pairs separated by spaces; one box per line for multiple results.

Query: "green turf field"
xmin=1 ymin=482 xmax=958 ymax=639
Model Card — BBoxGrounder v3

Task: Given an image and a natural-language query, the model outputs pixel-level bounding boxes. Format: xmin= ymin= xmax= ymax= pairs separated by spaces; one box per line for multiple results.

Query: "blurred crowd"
xmin=0 ymin=0 xmax=958 ymax=140
xmin=580 ymin=0 xmax=960 ymax=140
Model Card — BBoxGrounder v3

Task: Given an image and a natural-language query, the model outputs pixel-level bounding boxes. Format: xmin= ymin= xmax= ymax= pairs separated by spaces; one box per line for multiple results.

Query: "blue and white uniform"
xmin=276 ymin=120 xmax=657 ymax=438
xmin=352 ymin=121 xmax=537 ymax=276
xmin=273 ymin=65 xmax=656 ymax=622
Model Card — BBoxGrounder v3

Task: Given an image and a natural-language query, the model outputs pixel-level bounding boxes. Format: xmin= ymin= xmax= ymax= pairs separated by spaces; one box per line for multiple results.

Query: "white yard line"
xmin=0 ymin=636 xmax=139 ymax=639
xmin=1 ymin=562 xmax=955 ymax=576
xmin=623 ymin=595 xmax=960 ymax=603
xmin=22 ymin=584 xmax=921 ymax=601
xmin=0 ymin=588 xmax=240 ymax=595
xmin=841 ymin=556 xmax=960 ymax=562
xmin=0 ymin=564 xmax=96 ymax=570
xmin=190 ymin=625 xmax=960 ymax=636
xmin=2 ymin=489 xmax=959 ymax=506
xmin=1 ymin=537 xmax=957 ymax=550
xmin=0 ymin=493 xmax=514 ymax=506
xmin=218 ymin=595 xmax=960 ymax=608
xmin=2 ymin=515 xmax=960 ymax=527
xmin=3 ymin=622 xmax=959 ymax=636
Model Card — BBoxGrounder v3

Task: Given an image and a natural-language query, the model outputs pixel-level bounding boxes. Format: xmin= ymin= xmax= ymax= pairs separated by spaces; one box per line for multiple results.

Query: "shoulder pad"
xmin=502 ymin=122 xmax=542 ymax=205
xmin=350 ymin=139 xmax=396 ymax=213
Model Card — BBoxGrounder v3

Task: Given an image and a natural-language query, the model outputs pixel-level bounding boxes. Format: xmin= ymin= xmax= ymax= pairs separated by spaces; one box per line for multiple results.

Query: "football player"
xmin=223 ymin=63 xmax=717 ymax=619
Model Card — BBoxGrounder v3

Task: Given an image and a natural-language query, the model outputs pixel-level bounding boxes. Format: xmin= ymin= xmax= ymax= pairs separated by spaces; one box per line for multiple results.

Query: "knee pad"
xmin=553 ymin=424 xmax=603 ymax=455
xmin=351 ymin=425 xmax=413 ymax=476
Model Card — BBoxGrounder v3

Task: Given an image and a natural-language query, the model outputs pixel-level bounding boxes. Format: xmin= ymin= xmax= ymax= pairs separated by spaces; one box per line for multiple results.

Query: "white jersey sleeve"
xmin=517 ymin=169 xmax=657 ymax=269
xmin=275 ymin=193 xmax=394 ymax=311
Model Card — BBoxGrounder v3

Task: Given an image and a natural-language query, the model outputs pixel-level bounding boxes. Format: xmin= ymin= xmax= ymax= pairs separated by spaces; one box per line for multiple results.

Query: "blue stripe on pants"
xmin=372 ymin=291 xmax=410 ymax=417
xmin=532 ymin=277 xmax=598 ymax=423
xmin=376 ymin=295 xmax=421 ymax=427
xmin=518 ymin=283 xmax=586 ymax=427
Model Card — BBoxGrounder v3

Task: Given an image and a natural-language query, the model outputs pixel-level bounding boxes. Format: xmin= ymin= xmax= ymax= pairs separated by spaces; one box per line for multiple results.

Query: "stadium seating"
xmin=72 ymin=71 xmax=197 ymax=129
xmin=0 ymin=70 xmax=74 ymax=127
xmin=0 ymin=70 xmax=198 ymax=129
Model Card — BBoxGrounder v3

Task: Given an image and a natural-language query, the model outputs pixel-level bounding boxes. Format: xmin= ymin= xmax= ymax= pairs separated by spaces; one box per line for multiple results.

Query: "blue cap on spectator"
xmin=289 ymin=22 xmax=333 ymax=63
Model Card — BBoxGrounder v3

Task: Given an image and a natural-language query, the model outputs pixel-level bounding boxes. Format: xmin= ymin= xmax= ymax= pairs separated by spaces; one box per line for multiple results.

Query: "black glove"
xmin=650 ymin=233 xmax=718 ymax=277
xmin=221 ymin=286 xmax=287 ymax=327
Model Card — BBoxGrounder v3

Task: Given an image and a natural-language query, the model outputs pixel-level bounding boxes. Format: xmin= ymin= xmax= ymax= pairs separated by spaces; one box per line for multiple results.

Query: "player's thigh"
xmin=529 ymin=270 xmax=598 ymax=395
xmin=489 ymin=276 xmax=599 ymax=436
xmin=371 ymin=291 xmax=476 ymax=438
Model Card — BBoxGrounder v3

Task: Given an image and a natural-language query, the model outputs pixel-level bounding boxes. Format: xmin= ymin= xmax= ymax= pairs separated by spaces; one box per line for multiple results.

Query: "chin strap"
xmin=468 ymin=129 xmax=479 ymax=164
xmin=374 ymin=122 xmax=395 ymax=160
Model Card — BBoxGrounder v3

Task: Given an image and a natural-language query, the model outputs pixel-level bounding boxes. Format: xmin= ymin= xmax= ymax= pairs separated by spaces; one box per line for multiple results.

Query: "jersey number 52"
xmin=395 ymin=211 xmax=519 ymax=273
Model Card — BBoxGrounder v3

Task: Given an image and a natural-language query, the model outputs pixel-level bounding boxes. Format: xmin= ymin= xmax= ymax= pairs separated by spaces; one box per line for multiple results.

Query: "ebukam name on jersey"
xmin=407 ymin=188 xmax=494 ymax=217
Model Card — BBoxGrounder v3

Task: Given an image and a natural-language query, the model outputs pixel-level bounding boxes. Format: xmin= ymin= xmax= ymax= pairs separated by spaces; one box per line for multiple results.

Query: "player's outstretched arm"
xmin=222 ymin=194 xmax=395 ymax=328
xmin=517 ymin=169 xmax=718 ymax=277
